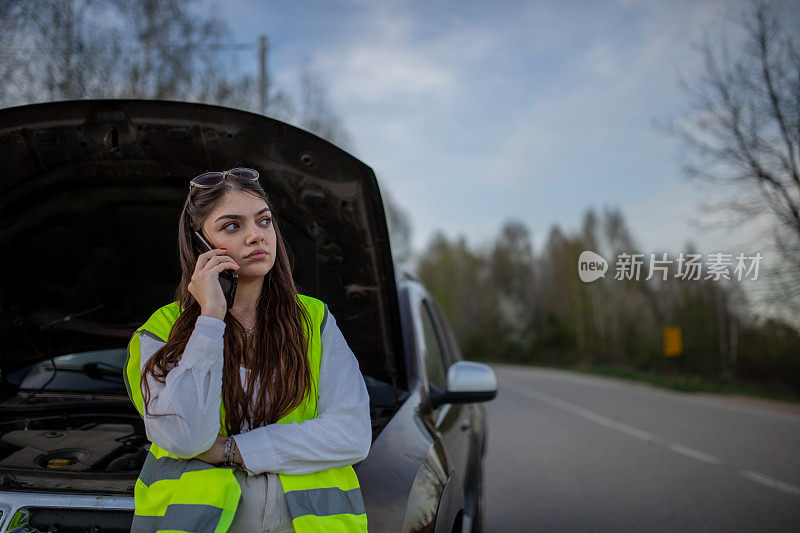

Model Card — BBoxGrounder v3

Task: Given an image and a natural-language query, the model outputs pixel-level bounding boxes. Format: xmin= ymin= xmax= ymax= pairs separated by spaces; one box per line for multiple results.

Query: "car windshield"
xmin=13 ymin=349 xmax=128 ymax=392
xmin=10 ymin=348 xmax=400 ymax=407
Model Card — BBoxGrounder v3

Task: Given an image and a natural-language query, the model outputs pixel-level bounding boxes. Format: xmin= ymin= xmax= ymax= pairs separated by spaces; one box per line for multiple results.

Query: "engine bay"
xmin=0 ymin=395 xmax=146 ymax=495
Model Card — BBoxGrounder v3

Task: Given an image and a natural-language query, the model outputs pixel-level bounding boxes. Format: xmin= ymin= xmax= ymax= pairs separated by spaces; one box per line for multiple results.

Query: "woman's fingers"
xmin=194 ymin=249 xmax=232 ymax=273
xmin=202 ymin=254 xmax=239 ymax=272
xmin=211 ymin=261 xmax=239 ymax=273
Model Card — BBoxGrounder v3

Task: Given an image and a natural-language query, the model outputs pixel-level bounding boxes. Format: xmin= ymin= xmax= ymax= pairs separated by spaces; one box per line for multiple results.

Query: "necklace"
xmin=232 ymin=310 xmax=256 ymax=336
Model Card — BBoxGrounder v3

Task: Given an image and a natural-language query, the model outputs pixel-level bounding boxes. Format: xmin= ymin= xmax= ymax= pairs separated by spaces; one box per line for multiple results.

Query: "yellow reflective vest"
xmin=123 ymin=294 xmax=368 ymax=532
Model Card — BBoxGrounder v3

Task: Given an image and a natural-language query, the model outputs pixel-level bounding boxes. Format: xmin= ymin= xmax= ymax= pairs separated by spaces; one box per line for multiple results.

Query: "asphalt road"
xmin=483 ymin=364 xmax=800 ymax=532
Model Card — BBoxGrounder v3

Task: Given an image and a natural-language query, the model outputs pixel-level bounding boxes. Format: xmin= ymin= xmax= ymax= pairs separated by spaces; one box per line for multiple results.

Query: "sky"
xmin=215 ymin=0 xmax=785 ymax=265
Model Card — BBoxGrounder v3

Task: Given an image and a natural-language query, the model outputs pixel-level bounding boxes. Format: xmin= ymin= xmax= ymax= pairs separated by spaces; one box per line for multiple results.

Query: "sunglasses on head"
xmin=189 ymin=168 xmax=260 ymax=189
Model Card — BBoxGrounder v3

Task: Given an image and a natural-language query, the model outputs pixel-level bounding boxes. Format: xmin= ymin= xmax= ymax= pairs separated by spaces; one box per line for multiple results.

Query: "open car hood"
xmin=0 ymin=99 xmax=405 ymax=391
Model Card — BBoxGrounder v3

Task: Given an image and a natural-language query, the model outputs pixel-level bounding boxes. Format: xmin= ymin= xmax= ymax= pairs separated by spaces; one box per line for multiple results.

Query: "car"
xmin=0 ymin=99 xmax=497 ymax=533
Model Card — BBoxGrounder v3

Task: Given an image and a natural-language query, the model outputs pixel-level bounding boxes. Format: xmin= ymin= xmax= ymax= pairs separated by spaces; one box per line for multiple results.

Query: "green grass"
xmin=480 ymin=359 xmax=800 ymax=404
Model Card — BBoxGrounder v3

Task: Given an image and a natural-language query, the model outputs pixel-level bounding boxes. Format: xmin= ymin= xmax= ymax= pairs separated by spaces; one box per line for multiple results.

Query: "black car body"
xmin=0 ymin=100 xmax=497 ymax=532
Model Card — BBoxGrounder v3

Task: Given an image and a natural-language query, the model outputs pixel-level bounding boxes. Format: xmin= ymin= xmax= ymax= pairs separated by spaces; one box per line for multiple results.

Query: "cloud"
xmin=324 ymin=46 xmax=456 ymax=104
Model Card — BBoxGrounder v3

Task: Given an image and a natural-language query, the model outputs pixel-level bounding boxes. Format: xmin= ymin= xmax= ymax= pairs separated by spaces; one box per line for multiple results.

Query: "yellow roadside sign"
xmin=664 ymin=326 xmax=682 ymax=357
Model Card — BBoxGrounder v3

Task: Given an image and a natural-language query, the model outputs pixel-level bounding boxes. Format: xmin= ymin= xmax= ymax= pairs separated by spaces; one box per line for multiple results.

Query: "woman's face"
xmin=201 ymin=190 xmax=277 ymax=278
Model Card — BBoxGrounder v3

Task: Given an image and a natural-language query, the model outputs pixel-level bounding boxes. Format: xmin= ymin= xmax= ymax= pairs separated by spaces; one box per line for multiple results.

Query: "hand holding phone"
xmin=190 ymin=230 xmax=239 ymax=312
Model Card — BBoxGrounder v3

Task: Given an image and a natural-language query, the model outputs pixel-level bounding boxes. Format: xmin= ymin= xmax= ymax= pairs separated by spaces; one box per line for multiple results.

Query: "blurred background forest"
xmin=1 ymin=0 xmax=798 ymax=398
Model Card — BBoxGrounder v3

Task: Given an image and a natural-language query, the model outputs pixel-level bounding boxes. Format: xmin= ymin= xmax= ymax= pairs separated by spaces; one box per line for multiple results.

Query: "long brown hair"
xmin=141 ymin=172 xmax=314 ymax=436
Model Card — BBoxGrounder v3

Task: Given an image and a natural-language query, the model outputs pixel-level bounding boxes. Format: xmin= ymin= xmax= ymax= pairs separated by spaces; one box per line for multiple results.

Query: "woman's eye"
xmin=222 ymin=218 xmax=270 ymax=231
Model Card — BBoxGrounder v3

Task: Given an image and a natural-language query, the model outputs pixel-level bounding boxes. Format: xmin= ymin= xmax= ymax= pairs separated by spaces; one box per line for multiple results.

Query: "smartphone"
xmin=193 ymin=230 xmax=238 ymax=309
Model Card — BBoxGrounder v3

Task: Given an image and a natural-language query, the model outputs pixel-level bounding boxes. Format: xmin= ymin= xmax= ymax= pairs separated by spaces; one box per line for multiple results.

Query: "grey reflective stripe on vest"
xmin=320 ymin=303 xmax=329 ymax=335
xmin=138 ymin=328 xmax=166 ymax=343
xmin=130 ymin=503 xmax=222 ymax=533
xmin=284 ymin=487 xmax=366 ymax=518
xmin=138 ymin=451 xmax=215 ymax=487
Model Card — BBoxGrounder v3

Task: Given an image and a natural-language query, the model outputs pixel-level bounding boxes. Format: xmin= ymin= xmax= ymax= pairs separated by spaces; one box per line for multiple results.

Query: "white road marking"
xmin=668 ymin=443 xmax=722 ymax=465
xmin=502 ymin=379 xmax=799 ymax=497
xmin=503 ymin=380 xmax=657 ymax=442
xmin=739 ymin=471 xmax=800 ymax=496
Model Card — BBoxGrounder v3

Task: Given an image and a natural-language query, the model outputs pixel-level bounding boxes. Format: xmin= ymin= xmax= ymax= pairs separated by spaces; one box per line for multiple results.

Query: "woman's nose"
xmin=245 ymin=224 xmax=265 ymax=243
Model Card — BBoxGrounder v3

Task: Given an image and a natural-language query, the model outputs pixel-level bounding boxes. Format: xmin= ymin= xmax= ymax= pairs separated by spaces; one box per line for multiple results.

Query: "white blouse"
xmin=137 ymin=307 xmax=372 ymax=476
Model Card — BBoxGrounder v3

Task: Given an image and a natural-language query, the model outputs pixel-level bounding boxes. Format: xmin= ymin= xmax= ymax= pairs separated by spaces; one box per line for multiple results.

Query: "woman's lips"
xmin=246 ymin=252 xmax=268 ymax=260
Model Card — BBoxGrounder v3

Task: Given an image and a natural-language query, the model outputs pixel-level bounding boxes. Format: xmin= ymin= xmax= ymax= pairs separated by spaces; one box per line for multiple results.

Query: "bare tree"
xmin=0 ymin=0 xmax=245 ymax=106
xmin=0 ymin=0 xmax=123 ymax=105
xmin=0 ymin=1 xmax=352 ymax=148
xmin=668 ymin=0 xmax=800 ymax=313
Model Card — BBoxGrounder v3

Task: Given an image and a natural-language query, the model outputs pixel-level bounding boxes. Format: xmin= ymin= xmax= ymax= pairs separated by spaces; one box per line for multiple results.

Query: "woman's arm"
xmin=232 ymin=309 xmax=372 ymax=475
xmin=139 ymin=316 xmax=226 ymax=458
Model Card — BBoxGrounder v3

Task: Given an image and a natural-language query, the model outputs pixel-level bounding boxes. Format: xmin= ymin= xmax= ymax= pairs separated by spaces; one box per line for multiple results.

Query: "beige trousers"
xmin=228 ymin=469 xmax=295 ymax=532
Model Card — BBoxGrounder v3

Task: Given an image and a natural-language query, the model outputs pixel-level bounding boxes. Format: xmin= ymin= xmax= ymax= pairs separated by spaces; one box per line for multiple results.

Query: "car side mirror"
xmin=429 ymin=361 xmax=498 ymax=409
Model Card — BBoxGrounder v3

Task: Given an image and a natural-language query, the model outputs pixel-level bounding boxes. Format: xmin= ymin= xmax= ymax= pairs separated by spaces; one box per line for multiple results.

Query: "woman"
xmin=123 ymin=168 xmax=371 ymax=532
